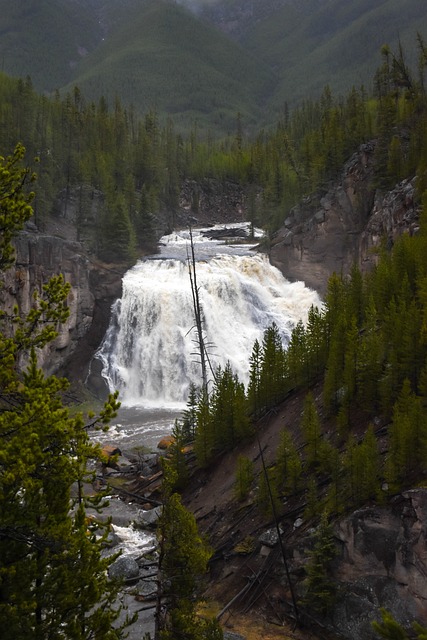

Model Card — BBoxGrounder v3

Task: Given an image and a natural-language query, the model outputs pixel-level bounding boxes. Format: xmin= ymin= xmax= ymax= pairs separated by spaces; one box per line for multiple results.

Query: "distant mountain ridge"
xmin=1 ymin=0 xmax=427 ymax=134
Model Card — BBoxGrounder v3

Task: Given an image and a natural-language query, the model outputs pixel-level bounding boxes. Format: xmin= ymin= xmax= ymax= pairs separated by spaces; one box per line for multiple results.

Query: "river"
xmin=95 ymin=223 xmax=321 ymax=415
xmin=89 ymin=223 xmax=322 ymax=638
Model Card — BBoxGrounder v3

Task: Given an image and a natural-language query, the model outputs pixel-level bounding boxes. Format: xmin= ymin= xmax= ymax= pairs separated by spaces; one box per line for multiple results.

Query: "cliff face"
xmin=270 ymin=143 xmax=420 ymax=296
xmin=287 ymin=489 xmax=427 ymax=639
xmin=331 ymin=489 xmax=427 ymax=638
xmin=2 ymin=227 xmax=123 ymax=388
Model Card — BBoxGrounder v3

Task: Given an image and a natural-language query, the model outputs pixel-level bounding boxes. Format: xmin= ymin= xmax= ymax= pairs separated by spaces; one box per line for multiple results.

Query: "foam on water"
xmin=97 ymin=225 xmax=322 ymax=406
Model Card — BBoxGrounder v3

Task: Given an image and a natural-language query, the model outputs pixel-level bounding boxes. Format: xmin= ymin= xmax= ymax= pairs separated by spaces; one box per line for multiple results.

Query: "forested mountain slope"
xmin=201 ymin=0 xmax=427 ymax=111
xmin=1 ymin=0 xmax=427 ymax=133
xmin=63 ymin=0 xmax=275 ymax=134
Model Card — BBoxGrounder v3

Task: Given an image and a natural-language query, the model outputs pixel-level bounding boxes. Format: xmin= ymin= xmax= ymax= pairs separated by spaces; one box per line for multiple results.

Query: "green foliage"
xmin=194 ymin=364 xmax=252 ymax=468
xmin=0 ymin=146 xmax=129 ymax=639
xmin=302 ymin=511 xmax=337 ymax=616
xmin=0 ymin=143 xmax=36 ymax=271
xmin=372 ymin=608 xmax=427 ymax=639
xmin=300 ymin=392 xmax=322 ymax=469
xmin=99 ymin=193 xmax=136 ymax=262
xmin=157 ymin=472 xmax=221 ymax=640
xmin=234 ymin=455 xmax=254 ymax=501
xmin=304 ymin=475 xmax=320 ymax=520
xmin=386 ymin=380 xmax=427 ymax=491
xmin=193 ymin=389 xmax=213 ymax=469
xmin=342 ymin=426 xmax=380 ymax=508
xmin=257 ymin=465 xmax=280 ymax=519
xmin=275 ymin=428 xmax=302 ymax=495
xmin=167 ymin=420 xmax=189 ymax=491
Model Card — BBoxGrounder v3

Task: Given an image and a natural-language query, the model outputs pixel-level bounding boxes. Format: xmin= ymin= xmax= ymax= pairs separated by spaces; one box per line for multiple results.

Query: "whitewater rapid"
xmin=97 ymin=225 xmax=321 ymax=406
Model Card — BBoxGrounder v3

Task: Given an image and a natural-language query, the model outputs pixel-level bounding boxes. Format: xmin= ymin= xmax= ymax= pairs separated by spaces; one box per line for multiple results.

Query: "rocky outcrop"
xmin=331 ymin=490 xmax=427 ymax=638
xmin=270 ymin=142 xmax=421 ymax=295
xmin=178 ymin=178 xmax=246 ymax=226
xmin=2 ymin=226 xmax=124 ymax=385
xmin=287 ymin=489 xmax=427 ymax=639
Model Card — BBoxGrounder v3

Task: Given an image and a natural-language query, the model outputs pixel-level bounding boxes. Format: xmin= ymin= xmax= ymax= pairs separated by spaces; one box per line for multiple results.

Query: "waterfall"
xmin=97 ymin=227 xmax=322 ymax=406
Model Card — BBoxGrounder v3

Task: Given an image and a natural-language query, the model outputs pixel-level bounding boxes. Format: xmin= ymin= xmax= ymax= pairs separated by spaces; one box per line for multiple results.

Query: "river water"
xmin=89 ymin=223 xmax=322 ymax=637
xmin=96 ymin=223 xmax=321 ymax=413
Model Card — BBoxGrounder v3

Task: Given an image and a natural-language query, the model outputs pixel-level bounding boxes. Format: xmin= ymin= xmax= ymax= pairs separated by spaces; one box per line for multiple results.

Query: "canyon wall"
xmin=270 ymin=143 xmax=420 ymax=296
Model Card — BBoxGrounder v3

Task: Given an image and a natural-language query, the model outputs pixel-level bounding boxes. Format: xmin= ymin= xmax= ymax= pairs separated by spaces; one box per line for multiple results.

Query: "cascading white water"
xmin=97 ymin=226 xmax=322 ymax=406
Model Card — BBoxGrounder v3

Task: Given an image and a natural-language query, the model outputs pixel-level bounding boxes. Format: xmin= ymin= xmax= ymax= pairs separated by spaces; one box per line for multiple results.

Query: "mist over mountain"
xmin=1 ymin=0 xmax=426 ymax=134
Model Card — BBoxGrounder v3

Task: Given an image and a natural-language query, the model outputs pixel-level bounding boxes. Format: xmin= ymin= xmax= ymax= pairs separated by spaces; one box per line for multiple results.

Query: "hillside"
xmin=201 ymin=0 xmax=427 ymax=113
xmin=1 ymin=0 xmax=427 ymax=133
xmin=63 ymin=0 xmax=275 ymax=134
xmin=0 ymin=0 xmax=103 ymax=89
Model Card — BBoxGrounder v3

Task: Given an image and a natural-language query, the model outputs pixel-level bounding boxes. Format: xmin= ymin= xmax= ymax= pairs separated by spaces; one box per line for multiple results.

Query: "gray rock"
xmin=108 ymin=556 xmax=140 ymax=580
xmin=137 ymin=506 xmax=163 ymax=528
xmin=258 ymin=526 xmax=283 ymax=548
xmin=270 ymin=141 xmax=420 ymax=295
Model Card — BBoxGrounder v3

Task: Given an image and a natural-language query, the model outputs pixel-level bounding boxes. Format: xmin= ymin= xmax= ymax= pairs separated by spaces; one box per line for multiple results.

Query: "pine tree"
xmin=304 ymin=475 xmax=320 ymax=519
xmin=0 ymin=145 xmax=129 ymax=639
xmin=157 ymin=464 xmax=222 ymax=640
xmin=257 ymin=466 xmax=280 ymax=519
xmin=168 ymin=420 xmax=189 ymax=490
xmin=209 ymin=363 xmax=251 ymax=451
xmin=234 ymin=455 xmax=254 ymax=501
xmin=303 ymin=511 xmax=337 ymax=616
xmin=386 ymin=380 xmax=427 ymax=490
xmin=180 ymin=382 xmax=199 ymax=443
xmin=194 ymin=389 xmax=214 ymax=468
xmin=301 ymin=392 xmax=322 ymax=468
xmin=259 ymin=323 xmax=285 ymax=409
xmin=372 ymin=609 xmax=412 ymax=639
xmin=275 ymin=428 xmax=302 ymax=495
xmin=247 ymin=339 xmax=262 ymax=416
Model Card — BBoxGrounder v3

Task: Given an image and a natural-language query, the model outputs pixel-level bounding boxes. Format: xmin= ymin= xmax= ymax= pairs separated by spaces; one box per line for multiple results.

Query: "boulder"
xmin=108 ymin=556 xmax=140 ymax=581
xmin=136 ymin=506 xmax=163 ymax=528
xmin=157 ymin=435 xmax=175 ymax=450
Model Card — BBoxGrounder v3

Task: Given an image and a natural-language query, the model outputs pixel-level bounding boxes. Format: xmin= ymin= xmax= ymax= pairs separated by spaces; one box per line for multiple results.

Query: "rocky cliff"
xmin=331 ymin=489 xmax=427 ymax=638
xmin=2 ymin=223 xmax=124 ymax=393
xmin=286 ymin=489 xmax=427 ymax=639
xmin=270 ymin=142 xmax=420 ymax=296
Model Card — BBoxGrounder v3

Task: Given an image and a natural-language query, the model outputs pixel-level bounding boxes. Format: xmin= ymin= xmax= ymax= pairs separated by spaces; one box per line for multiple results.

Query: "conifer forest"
xmin=2 ymin=24 xmax=427 ymax=640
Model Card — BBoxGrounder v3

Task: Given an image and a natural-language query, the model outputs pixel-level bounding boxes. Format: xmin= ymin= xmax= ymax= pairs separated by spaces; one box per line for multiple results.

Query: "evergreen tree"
xmin=194 ymin=390 xmax=214 ymax=468
xmin=157 ymin=464 xmax=222 ymax=640
xmin=100 ymin=193 xmax=136 ymax=262
xmin=259 ymin=323 xmax=286 ymax=409
xmin=234 ymin=455 xmax=254 ymax=501
xmin=247 ymin=339 xmax=262 ymax=416
xmin=302 ymin=511 xmax=337 ymax=616
xmin=386 ymin=380 xmax=426 ymax=490
xmin=371 ymin=608 xmax=425 ymax=640
xmin=304 ymin=475 xmax=320 ymax=519
xmin=209 ymin=363 xmax=251 ymax=451
xmin=180 ymin=382 xmax=199 ymax=443
xmin=168 ymin=420 xmax=189 ymax=491
xmin=287 ymin=319 xmax=308 ymax=386
xmin=275 ymin=428 xmax=302 ymax=495
xmin=0 ymin=145 xmax=129 ymax=639
xmin=300 ymin=392 xmax=322 ymax=468
xmin=257 ymin=465 xmax=280 ymax=519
